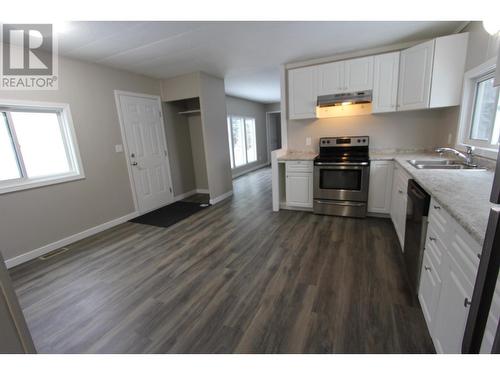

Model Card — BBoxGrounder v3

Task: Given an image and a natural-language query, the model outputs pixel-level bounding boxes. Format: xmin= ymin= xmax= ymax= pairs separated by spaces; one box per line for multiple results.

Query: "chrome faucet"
xmin=435 ymin=146 xmax=477 ymax=167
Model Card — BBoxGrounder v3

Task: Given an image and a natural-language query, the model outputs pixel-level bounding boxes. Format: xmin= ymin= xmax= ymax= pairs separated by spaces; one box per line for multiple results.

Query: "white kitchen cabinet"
xmin=419 ymin=250 xmax=443 ymax=333
xmin=367 ymin=160 xmax=394 ymax=214
xmin=432 ymin=265 xmax=474 ymax=353
xmin=344 ymin=56 xmax=374 ymax=92
xmin=285 ymin=161 xmax=313 ymax=208
xmin=390 ymin=164 xmax=410 ymax=249
xmin=317 ymin=57 xmax=374 ymax=95
xmin=288 ymin=66 xmax=317 ymax=119
xmin=418 ymin=199 xmax=481 ymax=353
xmin=316 ymin=61 xmax=344 ymax=95
xmin=429 ymin=33 xmax=469 ymax=108
xmin=480 ymin=275 xmax=500 ymax=353
xmin=372 ymin=52 xmax=400 ymax=113
xmin=398 ymin=33 xmax=468 ymax=111
xmin=398 ymin=39 xmax=435 ymax=111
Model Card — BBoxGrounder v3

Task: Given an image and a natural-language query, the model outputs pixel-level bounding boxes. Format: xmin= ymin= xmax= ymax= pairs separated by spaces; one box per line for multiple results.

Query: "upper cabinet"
xmin=372 ymin=52 xmax=400 ymax=113
xmin=288 ymin=66 xmax=317 ymax=120
xmin=344 ymin=56 xmax=374 ymax=92
xmin=398 ymin=33 xmax=468 ymax=111
xmin=398 ymin=40 xmax=435 ymax=111
xmin=287 ymin=32 xmax=468 ymax=119
xmin=316 ymin=61 xmax=344 ymax=95
xmin=316 ymin=56 xmax=374 ymax=95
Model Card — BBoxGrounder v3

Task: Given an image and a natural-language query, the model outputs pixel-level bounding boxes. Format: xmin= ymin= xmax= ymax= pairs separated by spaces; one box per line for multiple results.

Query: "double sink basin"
xmin=408 ymin=159 xmax=484 ymax=170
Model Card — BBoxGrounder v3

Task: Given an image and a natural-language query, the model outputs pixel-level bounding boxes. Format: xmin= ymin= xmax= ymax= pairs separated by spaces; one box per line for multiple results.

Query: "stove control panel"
xmin=319 ymin=136 xmax=369 ymax=147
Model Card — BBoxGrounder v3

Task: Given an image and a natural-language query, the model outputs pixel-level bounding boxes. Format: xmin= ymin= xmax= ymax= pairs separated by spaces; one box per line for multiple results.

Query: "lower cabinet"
xmin=368 ymin=160 xmax=394 ymax=214
xmin=390 ymin=164 xmax=410 ymax=249
xmin=285 ymin=161 xmax=313 ymax=208
xmin=419 ymin=251 xmax=442 ymax=332
xmin=418 ymin=198 xmax=481 ymax=353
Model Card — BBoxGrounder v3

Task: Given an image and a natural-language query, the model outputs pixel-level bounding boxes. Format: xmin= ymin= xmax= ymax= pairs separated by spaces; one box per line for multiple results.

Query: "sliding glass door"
xmin=227 ymin=116 xmax=257 ymax=169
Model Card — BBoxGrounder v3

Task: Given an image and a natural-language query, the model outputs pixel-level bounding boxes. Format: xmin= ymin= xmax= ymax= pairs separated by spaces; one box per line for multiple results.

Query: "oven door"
xmin=314 ymin=163 xmax=369 ymax=202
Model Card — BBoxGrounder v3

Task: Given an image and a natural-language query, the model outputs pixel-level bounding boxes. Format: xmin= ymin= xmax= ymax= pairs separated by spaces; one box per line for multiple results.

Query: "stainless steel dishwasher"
xmin=403 ymin=179 xmax=431 ymax=296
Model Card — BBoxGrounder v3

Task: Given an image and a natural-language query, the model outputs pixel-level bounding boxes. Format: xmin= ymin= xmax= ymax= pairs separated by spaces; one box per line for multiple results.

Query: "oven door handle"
xmin=314 ymin=200 xmax=367 ymax=207
xmin=314 ymin=162 xmax=369 ymax=167
xmin=314 ymin=165 xmax=367 ymax=170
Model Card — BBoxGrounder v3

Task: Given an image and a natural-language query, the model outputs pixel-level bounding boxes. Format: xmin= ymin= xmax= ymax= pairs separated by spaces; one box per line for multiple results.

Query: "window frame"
xmin=0 ymin=99 xmax=85 ymax=195
xmin=227 ymin=115 xmax=258 ymax=170
xmin=457 ymin=57 xmax=500 ymax=159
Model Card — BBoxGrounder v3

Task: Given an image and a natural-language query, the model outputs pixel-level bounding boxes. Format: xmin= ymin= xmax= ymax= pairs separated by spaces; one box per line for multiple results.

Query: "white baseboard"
xmin=232 ymin=162 xmax=269 ymax=179
xmin=173 ymin=189 xmax=197 ymax=202
xmin=5 ymin=212 xmax=139 ymax=269
xmin=173 ymin=189 xmax=210 ymax=202
xmin=209 ymin=190 xmax=233 ymax=205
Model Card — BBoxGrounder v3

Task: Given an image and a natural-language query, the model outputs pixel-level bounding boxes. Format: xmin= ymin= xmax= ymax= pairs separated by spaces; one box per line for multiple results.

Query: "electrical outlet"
xmin=306 ymin=137 xmax=312 ymax=146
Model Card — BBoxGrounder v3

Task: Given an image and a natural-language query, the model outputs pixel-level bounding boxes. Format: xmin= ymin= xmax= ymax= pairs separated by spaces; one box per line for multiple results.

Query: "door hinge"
xmin=169 ymin=187 xmax=172 ymax=193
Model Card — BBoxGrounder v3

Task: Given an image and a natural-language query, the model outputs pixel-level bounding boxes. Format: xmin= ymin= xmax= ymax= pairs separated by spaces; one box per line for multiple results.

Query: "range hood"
xmin=317 ymin=90 xmax=372 ymax=107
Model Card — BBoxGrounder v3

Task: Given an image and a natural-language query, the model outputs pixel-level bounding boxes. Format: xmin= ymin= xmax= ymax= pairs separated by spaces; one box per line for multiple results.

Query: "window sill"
xmin=0 ymin=173 xmax=85 ymax=195
xmin=456 ymin=143 xmax=498 ymax=160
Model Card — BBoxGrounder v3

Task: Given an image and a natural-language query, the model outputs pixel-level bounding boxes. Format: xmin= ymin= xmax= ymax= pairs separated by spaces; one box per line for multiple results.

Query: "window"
xmin=227 ymin=115 xmax=257 ymax=169
xmin=458 ymin=58 xmax=500 ymax=158
xmin=0 ymin=101 xmax=84 ymax=194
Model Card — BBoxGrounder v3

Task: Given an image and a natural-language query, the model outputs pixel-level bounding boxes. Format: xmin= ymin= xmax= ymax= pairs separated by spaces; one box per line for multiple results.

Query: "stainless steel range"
xmin=313 ymin=136 xmax=370 ymax=218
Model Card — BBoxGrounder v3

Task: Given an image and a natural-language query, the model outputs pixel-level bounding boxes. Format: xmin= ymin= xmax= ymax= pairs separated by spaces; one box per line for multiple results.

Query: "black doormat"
xmin=130 ymin=201 xmax=210 ymax=228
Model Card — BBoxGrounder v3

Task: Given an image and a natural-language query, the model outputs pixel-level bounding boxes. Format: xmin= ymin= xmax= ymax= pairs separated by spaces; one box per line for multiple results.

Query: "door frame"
xmin=265 ymin=110 xmax=281 ymax=164
xmin=114 ymin=90 xmax=174 ymax=214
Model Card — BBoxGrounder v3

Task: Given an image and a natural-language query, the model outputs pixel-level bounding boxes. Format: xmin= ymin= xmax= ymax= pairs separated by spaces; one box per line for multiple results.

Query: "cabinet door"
xmin=372 ymin=52 xmax=400 ymax=113
xmin=390 ymin=166 xmax=409 ymax=249
xmin=286 ymin=172 xmax=313 ymax=208
xmin=368 ymin=160 xmax=394 ymax=214
xmin=398 ymin=39 xmax=435 ymax=111
xmin=432 ymin=266 xmax=474 ymax=353
xmin=344 ymin=56 xmax=374 ymax=92
xmin=419 ymin=251 xmax=442 ymax=334
xmin=288 ymin=66 xmax=317 ymax=119
xmin=316 ymin=61 xmax=345 ymax=95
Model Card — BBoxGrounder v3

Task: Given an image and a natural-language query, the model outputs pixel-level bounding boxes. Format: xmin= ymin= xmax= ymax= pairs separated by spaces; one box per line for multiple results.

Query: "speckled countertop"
xmin=371 ymin=152 xmax=498 ymax=246
xmin=277 ymin=151 xmax=318 ymax=161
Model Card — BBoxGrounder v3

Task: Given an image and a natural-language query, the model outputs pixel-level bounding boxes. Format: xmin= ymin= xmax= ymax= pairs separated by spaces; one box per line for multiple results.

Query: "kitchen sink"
xmin=407 ymin=160 xmax=485 ymax=170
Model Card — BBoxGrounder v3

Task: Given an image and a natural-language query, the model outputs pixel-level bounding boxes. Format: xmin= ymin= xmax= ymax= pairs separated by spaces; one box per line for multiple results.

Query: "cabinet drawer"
xmin=425 ymin=225 xmax=446 ymax=279
xmin=428 ymin=198 xmax=451 ymax=237
xmin=286 ymin=161 xmax=313 ymax=173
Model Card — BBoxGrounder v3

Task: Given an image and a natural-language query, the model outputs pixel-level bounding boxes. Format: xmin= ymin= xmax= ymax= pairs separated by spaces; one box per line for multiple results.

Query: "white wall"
xmin=188 ymin=115 xmax=209 ymax=190
xmin=287 ymin=109 xmax=455 ymax=153
xmin=199 ymin=73 xmax=233 ymax=200
xmin=0 ymin=55 xmax=160 ymax=263
xmin=226 ymin=95 xmax=269 ymax=176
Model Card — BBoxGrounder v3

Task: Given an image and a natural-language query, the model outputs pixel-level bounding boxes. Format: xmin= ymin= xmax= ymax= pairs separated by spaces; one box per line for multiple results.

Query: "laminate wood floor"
xmin=10 ymin=167 xmax=434 ymax=353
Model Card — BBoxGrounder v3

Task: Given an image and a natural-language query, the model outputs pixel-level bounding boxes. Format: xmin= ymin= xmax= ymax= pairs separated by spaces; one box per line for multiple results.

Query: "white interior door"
xmin=117 ymin=93 xmax=173 ymax=214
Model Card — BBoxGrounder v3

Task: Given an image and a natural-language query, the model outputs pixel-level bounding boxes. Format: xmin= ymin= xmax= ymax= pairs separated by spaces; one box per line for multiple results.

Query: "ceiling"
xmin=57 ymin=21 xmax=465 ymax=103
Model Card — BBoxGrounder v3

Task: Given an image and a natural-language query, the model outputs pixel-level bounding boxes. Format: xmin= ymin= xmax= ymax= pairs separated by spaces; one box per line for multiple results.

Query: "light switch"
xmin=306 ymin=137 xmax=312 ymax=146
xmin=115 ymin=144 xmax=123 ymax=153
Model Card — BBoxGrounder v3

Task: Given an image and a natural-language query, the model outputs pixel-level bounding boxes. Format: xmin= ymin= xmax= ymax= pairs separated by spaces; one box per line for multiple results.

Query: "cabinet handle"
xmin=424 ymin=266 xmax=431 ymax=272
xmin=429 ymin=236 xmax=436 ymax=242
xmin=433 ymin=205 xmax=441 ymax=210
xmin=464 ymin=298 xmax=472 ymax=308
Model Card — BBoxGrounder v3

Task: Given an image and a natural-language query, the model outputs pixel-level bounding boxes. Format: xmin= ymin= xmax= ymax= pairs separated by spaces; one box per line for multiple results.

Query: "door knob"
xmin=424 ymin=266 xmax=431 ymax=271
xmin=131 ymin=161 xmax=138 ymax=166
